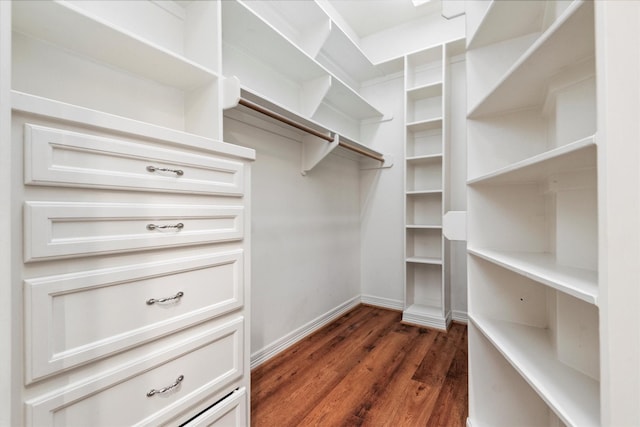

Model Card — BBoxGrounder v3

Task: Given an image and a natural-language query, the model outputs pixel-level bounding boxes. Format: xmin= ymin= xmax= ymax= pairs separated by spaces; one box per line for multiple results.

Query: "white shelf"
xmin=406 ymin=154 xmax=443 ymax=164
xmin=471 ymin=315 xmax=600 ymax=427
xmin=406 ymin=190 xmax=443 ymax=196
xmin=406 ymin=225 xmax=442 ymax=230
xmin=468 ymin=247 xmax=598 ymax=305
xmin=407 ymin=82 xmax=443 ymax=100
xmin=406 ymin=257 xmax=443 ymax=265
xmin=318 ymin=22 xmax=384 ymax=88
xmin=467 ymin=0 xmax=549 ymax=50
xmin=406 ymin=118 xmax=443 ymax=132
xmin=468 ymin=136 xmax=596 ymax=185
xmin=468 ymin=1 xmax=593 ymax=118
xmin=12 ymin=1 xmax=218 ymax=90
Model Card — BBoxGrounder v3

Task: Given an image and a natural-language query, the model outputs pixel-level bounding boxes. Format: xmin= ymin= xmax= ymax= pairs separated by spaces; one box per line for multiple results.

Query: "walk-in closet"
xmin=0 ymin=1 xmax=639 ymax=426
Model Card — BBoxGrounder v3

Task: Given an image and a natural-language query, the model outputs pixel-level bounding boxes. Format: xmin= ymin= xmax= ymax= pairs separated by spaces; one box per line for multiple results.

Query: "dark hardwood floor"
xmin=251 ymin=305 xmax=468 ymax=426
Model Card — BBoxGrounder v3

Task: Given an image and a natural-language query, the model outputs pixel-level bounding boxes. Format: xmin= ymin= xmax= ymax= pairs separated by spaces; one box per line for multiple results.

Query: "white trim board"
xmin=360 ymin=294 xmax=404 ymax=311
xmin=452 ymin=310 xmax=468 ymax=324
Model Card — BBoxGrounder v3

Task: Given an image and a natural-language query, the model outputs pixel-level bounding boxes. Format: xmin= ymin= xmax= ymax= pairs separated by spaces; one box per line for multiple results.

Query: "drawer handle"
xmin=146 ymin=375 xmax=184 ymax=397
xmin=146 ymin=291 xmax=184 ymax=306
xmin=146 ymin=165 xmax=184 ymax=176
xmin=147 ymin=223 xmax=184 ymax=231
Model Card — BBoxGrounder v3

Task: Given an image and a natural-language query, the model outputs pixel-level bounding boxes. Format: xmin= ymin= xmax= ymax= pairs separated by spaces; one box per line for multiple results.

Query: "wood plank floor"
xmin=251 ymin=305 xmax=468 ymax=426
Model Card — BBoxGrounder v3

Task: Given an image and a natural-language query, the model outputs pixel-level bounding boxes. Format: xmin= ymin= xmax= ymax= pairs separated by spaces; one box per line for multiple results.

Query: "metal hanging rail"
xmin=237 ymin=97 xmax=384 ymax=162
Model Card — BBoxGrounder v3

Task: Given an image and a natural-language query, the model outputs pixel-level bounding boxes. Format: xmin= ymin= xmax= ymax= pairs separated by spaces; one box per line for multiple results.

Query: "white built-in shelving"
xmin=12 ymin=0 xmax=223 ymax=140
xmin=403 ymin=39 xmax=465 ymax=330
xmin=221 ymin=0 xmax=388 ymax=152
xmin=466 ymin=1 xmax=600 ymax=426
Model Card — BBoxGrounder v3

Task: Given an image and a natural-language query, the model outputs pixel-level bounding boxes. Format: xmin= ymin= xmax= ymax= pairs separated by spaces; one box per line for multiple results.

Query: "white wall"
xmin=359 ymin=75 xmax=406 ymax=309
xmin=223 ymin=110 xmax=362 ymax=365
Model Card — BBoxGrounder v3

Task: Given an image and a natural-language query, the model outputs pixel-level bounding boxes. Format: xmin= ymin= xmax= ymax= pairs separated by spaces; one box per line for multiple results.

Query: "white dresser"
xmin=16 ymin=96 xmax=253 ymax=426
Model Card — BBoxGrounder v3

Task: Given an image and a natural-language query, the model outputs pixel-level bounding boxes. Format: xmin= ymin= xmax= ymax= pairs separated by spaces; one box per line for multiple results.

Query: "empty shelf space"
xmin=406 ymin=118 xmax=443 ymax=132
xmin=404 ymin=303 xmax=442 ymax=318
xmin=406 ymin=257 xmax=443 ymax=265
xmin=407 ymin=154 xmax=443 ymax=165
xmin=12 ymin=1 xmax=217 ymax=90
xmin=471 ymin=315 xmax=600 ymax=427
xmin=407 ymin=82 xmax=443 ymax=100
xmin=468 ymin=247 xmax=598 ymax=305
xmin=468 ymin=1 xmax=593 ymax=118
xmin=468 ymin=135 xmax=596 ymax=185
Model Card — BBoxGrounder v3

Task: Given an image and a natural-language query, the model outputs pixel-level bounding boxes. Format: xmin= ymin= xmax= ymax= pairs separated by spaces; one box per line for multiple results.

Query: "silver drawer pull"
xmin=146 ymin=291 xmax=184 ymax=306
xmin=146 ymin=375 xmax=184 ymax=397
xmin=147 ymin=222 xmax=184 ymax=231
xmin=146 ymin=165 xmax=184 ymax=176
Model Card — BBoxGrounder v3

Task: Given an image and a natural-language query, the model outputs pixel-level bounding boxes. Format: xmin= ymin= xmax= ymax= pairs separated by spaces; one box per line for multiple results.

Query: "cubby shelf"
xmin=406 ymin=190 xmax=443 ymax=196
xmin=406 ymin=82 xmax=443 ymax=100
xmin=406 ymin=154 xmax=443 ymax=163
xmin=468 ymin=247 xmax=598 ymax=305
xmin=406 ymin=225 xmax=443 ymax=229
xmin=406 ymin=118 xmax=443 ymax=132
xmin=468 ymin=0 xmax=593 ymax=118
xmin=12 ymin=1 xmax=218 ymax=90
xmin=471 ymin=315 xmax=600 ymax=427
xmin=468 ymin=135 xmax=596 ymax=185
xmin=406 ymin=257 xmax=443 ymax=265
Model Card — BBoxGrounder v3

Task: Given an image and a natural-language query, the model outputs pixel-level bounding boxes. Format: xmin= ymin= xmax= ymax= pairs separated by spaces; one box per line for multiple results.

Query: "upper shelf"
xmin=468 ymin=136 xmax=596 ymax=186
xmin=221 ymin=0 xmax=386 ymax=127
xmin=12 ymin=1 xmax=218 ymax=91
xmin=468 ymin=1 xmax=594 ymax=118
xmin=467 ymin=0 xmax=550 ymax=50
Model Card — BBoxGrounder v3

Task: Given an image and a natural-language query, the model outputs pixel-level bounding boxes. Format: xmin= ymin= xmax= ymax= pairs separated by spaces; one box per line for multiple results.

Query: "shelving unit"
xmin=466 ymin=1 xmax=600 ymax=425
xmin=12 ymin=0 xmax=223 ymax=139
xmin=402 ymin=40 xmax=465 ymax=330
xmin=221 ymin=0 xmax=387 ymax=147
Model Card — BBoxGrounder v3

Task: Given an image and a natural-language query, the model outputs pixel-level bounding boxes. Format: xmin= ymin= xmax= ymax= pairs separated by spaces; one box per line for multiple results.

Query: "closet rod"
xmin=238 ymin=97 xmax=384 ymax=162
xmin=238 ymin=98 xmax=334 ymax=142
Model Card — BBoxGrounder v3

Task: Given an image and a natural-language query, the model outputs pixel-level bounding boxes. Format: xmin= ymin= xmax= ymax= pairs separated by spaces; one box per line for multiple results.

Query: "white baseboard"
xmin=250 ymin=295 xmax=361 ymax=369
xmin=360 ymin=294 xmax=403 ymax=311
xmin=402 ymin=309 xmax=451 ymax=331
xmin=452 ymin=309 xmax=468 ymax=324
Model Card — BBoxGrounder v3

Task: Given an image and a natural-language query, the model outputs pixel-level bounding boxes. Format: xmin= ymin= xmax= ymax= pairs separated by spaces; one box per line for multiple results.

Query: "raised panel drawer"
xmin=24 ymin=202 xmax=243 ymax=262
xmin=183 ymin=387 xmax=247 ymax=426
xmin=24 ymin=250 xmax=244 ymax=383
xmin=26 ymin=317 xmax=245 ymax=427
xmin=24 ymin=124 xmax=245 ymax=196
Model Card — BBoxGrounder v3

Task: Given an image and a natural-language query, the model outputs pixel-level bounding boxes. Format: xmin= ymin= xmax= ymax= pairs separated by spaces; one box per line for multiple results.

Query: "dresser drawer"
xmin=24 ymin=201 xmax=243 ymax=262
xmin=25 ymin=250 xmax=244 ymax=383
xmin=24 ymin=123 xmax=245 ymax=196
xmin=26 ymin=317 xmax=245 ymax=427
xmin=182 ymin=387 xmax=247 ymax=427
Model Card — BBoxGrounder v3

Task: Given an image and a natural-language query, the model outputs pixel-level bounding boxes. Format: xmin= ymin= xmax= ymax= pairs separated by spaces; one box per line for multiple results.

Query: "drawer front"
xmin=26 ymin=317 xmax=245 ymax=427
xmin=181 ymin=387 xmax=247 ymax=427
xmin=24 ymin=124 xmax=245 ymax=196
xmin=25 ymin=250 xmax=244 ymax=383
xmin=24 ymin=202 xmax=243 ymax=262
